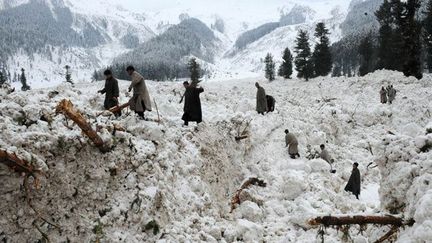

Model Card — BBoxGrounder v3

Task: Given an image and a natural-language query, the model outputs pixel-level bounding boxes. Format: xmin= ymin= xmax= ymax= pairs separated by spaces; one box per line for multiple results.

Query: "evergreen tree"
xmin=402 ymin=0 xmax=423 ymax=79
xmin=0 ymin=70 xmax=6 ymax=85
xmin=294 ymin=30 xmax=313 ymax=81
xmin=312 ymin=22 xmax=332 ymax=77
xmin=188 ymin=58 xmax=201 ymax=85
xmin=423 ymin=0 xmax=432 ymax=73
xmin=20 ymin=68 xmax=30 ymax=91
xmin=389 ymin=0 xmax=406 ymax=71
xmin=358 ymin=34 xmax=375 ymax=76
xmin=264 ymin=53 xmax=276 ymax=81
xmin=331 ymin=63 xmax=342 ymax=77
xmin=375 ymin=0 xmax=394 ymax=70
xmin=278 ymin=48 xmax=293 ymax=79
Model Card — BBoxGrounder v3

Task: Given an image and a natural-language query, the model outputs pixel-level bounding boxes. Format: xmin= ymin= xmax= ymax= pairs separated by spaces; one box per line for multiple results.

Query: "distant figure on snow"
xmin=182 ymin=81 xmax=204 ymax=126
xmin=266 ymin=95 xmax=275 ymax=112
xmin=98 ymin=70 xmax=120 ymax=117
xmin=285 ymin=129 xmax=300 ymax=159
xmin=380 ymin=86 xmax=387 ymax=104
xmin=387 ymin=85 xmax=397 ymax=104
xmin=256 ymin=82 xmax=267 ymax=115
xmin=126 ymin=66 xmax=152 ymax=120
xmin=344 ymin=162 xmax=361 ymax=199
xmin=319 ymin=144 xmax=332 ymax=164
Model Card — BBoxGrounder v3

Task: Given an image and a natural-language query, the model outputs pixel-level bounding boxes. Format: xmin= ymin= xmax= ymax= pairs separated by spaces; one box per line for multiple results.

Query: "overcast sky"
xmin=118 ymin=0 xmax=349 ymax=14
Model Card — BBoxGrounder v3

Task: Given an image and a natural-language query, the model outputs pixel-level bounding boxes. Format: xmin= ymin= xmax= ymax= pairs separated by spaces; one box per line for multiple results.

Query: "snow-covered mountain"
xmin=1 ymin=0 xmax=355 ymax=87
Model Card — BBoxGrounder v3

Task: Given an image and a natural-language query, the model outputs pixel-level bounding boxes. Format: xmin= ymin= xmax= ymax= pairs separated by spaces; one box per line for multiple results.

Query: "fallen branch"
xmin=375 ymin=226 xmax=399 ymax=243
xmin=230 ymin=177 xmax=266 ymax=212
xmin=109 ymin=102 xmax=129 ymax=114
xmin=0 ymin=149 xmax=42 ymax=183
xmin=309 ymin=215 xmax=414 ymax=243
xmin=235 ymin=135 xmax=248 ymax=141
xmin=56 ymin=99 xmax=110 ymax=153
xmin=309 ymin=215 xmax=414 ymax=227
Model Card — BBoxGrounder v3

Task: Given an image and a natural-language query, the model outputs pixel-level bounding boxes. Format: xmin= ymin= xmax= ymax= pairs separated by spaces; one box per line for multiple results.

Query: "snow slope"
xmin=1 ymin=70 xmax=431 ymax=242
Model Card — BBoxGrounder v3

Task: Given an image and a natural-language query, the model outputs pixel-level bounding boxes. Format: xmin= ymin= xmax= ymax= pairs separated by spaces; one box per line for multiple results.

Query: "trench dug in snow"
xmin=1 ymin=70 xmax=431 ymax=242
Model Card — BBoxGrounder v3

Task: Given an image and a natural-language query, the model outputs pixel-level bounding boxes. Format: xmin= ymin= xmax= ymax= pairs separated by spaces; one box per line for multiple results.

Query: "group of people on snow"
xmin=98 ymin=66 xmax=203 ymax=126
xmin=380 ymin=84 xmax=397 ymax=104
xmin=284 ymin=127 xmax=361 ymax=199
xmin=98 ymin=70 xmax=361 ymax=200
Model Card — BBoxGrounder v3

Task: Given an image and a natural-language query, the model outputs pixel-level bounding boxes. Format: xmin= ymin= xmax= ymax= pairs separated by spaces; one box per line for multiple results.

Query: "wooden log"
xmin=109 ymin=102 xmax=129 ymax=114
xmin=235 ymin=135 xmax=248 ymax=141
xmin=56 ymin=99 xmax=109 ymax=152
xmin=0 ymin=149 xmax=41 ymax=176
xmin=309 ymin=215 xmax=413 ymax=227
xmin=230 ymin=177 xmax=266 ymax=212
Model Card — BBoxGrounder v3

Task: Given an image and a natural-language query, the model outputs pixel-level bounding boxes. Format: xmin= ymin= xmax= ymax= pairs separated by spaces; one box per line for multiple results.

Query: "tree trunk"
xmin=109 ymin=102 xmax=130 ymax=114
xmin=56 ymin=99 xmax=109 ymax=152
xmin=231 ymin=177 xmax=266 ymax=212
xmin=0 ymin=149 xmax=41 ymax=176
xmin=309 ymin=215 xmax=414 ymax=227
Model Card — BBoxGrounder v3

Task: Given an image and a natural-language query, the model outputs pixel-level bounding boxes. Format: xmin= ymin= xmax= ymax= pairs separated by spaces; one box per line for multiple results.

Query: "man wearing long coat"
xmin=345 ymin=163 xmax=361 ymax=199
xmin=182 ymin=82 xmax=204 ymax=126
xmin=126 ymin=66 xmax=152 ymax=119
xmin=380 ymin=87 xmax=387 ymax=104
xmin=388 ymin=85 xmax=397 ymax=104
xmin=285 ymin=129 xmax=299 ymax=159
xmin=256 ymin=82 xmax=267 ymax=115
xmin=98 ymin=70 xmax=120 ymax=116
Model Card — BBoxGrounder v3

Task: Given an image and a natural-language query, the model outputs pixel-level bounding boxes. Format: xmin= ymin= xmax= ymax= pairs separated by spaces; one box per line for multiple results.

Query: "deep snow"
xmin=0 ymin=70 xmax=431 ymax=242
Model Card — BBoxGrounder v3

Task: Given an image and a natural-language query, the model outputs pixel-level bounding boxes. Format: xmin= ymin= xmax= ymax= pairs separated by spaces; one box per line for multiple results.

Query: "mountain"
xmin=222 ymin=5 xmax=346 ymax=77
xmin=1 ymin=0 xmax=360 ymax=86
xmin=0 ymin=0 xmax=153 ymax=87
xmin=111 ymin=18 xmax=221 ymax=80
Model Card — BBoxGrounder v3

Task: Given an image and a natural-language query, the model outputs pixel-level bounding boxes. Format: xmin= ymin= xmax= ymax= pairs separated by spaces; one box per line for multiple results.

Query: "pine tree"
xmin=20 ymin=68 xmax=30 ymax=91
xmin=264 ymin=53 xmax=276 ymax=81
xmin=423 ymin=0 xmax=432 ymax=73
xmin=312 ymin=23 xmax=332 ymax=77
xmin=402 ymin=0 xmax=423 ymax=79
xmin=376 ymin=0 xmax=394 ymax=70
xmin=278 ymin=48 xmax=293 ymax=79
xmin=358 ymin=34 xmax=375 ymax=76
xmin=0 ymin=70 xmax=5 ymax=85
xmin=65 ymin=65 xmax=73 ymax=84
xmin=389 ymin=0 xmax=406 ymax=71
xmin=188 ymin=58 xmax=201 ymax=85
xmin=294 ymin=30 xmax=313 ymax=81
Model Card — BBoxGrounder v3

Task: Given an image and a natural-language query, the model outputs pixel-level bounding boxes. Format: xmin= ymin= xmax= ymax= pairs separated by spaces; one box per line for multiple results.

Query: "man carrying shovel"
xmin=320 ymin=144 xmax=336 ymax=173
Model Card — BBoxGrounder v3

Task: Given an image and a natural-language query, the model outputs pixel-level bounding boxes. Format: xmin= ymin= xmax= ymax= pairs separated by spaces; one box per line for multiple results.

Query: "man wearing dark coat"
xmin=256 ymin=82 xmax=267 ymax=115
xmin=182 ymin=81 xmax=204 ymax=126
xmin=98 ymin=70 xmax=120 ymax=117
xmin=344 ymin=162 xmax=361 ymax=199
xmin=266 ymin=95 xmax=275 ymax=112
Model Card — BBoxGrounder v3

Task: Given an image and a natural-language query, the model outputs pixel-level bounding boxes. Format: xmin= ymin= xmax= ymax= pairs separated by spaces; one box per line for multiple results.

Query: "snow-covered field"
xmin=0 ymin=70 xmax=431 ymax=242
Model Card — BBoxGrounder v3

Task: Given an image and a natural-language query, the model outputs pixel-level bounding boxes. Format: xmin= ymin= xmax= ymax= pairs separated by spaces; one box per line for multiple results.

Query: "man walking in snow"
xmin=285 ymin=129 xmax=300 ymax=159
xmin=387 ymin=85 xmax=397 ymax=104
xmin=126 ymin=66 xmax=152 ymax=120
xmin=182 ymin=81 xmax=204 ymax=126
xmin=256 ymin=82 xmax=267 ymax=115
xmin=380 ymin=86 xmax=387 ymax=104
xmin=266 ymin=95 xmax=275 ymax=112
xmin=344 ymin=162 xmax=361 ymax=199
xmin=98 ymin=70 xmax=120 ymax=117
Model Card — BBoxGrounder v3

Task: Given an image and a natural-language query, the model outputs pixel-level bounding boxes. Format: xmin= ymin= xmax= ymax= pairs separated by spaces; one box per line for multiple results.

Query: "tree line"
xmin=264 ymin=22 xmax=332 ymax=81
xmin=265 ymin=0 xmax=430 ymax=81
